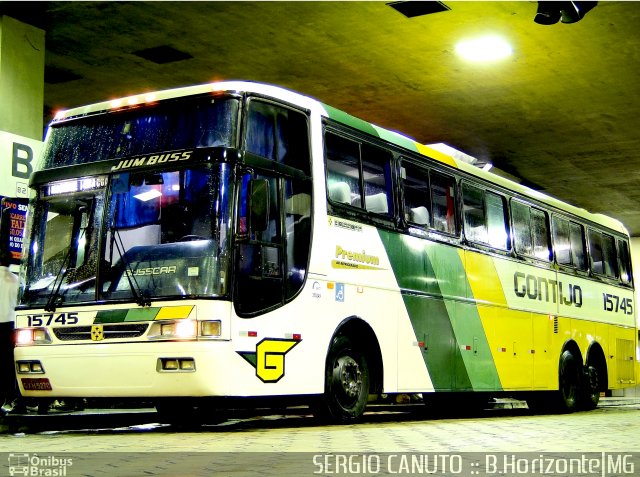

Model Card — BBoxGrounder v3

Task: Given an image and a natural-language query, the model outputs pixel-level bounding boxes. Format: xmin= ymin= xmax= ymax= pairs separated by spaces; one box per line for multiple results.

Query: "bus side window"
xmin=485 ymin=191 xmax=509 ymax=250
xmin=569 ymin=222 xmax=587 ymax=270
xmin=531 ymin=209 xmax=551 ymax=261
xmin=618 ymin=238 xmax=632 ymax=285
xmin=588 ymin=229 xmax=618 ymax=278
xmin=462 ymin=184 xmax=509 ymax=250
xmin=512 ymin=200 xmax=551 ymax=261
xmin=284 ymin=179 xmax=312 ymax=299
xmin=401 ymin=162 xmax=430 ymax=226
xmin=325 ymin=132 xmax=360 ymax=206
xmin=554 ymin=216 xmax=587 ymax=270
xmin=601 ymin=232 xmax=618 ymax=278
xmin=552 ymin=216 xmax=571 ymax=265
xmin=462 ymin=182 xmax=487 ymax=243
xmin=245 ymin=100 xmax=311 ymax=175
xmin=589 ymin=228 xmax=605 ymax=275
xmin=431 ymin=172 xmax=457 ymax=235
xmin=361 ymin=143 xmax=392 ymax=216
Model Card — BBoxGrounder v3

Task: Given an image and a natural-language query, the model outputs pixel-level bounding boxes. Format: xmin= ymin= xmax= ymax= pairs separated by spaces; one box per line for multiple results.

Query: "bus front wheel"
xmin=313 ymin=335 xmax=370 ymax=423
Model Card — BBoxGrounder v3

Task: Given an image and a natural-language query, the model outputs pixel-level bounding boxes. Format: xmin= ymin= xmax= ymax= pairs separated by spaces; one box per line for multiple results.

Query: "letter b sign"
xmin=12 ymin=142 xmax=33 ymax=179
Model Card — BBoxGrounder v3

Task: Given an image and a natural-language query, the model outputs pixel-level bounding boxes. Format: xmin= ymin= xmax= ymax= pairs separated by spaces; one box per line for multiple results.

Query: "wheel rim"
xmin=585 ymin=366 xmax=599 ymax=401
xmin=333 ymin=355 xmax=363 ymax=404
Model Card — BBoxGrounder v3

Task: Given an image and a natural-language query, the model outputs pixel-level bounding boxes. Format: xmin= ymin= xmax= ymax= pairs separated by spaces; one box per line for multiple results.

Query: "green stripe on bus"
xmin=372 ymin=125 xmax=420 ymax=153
xmin=95 ymin=308 xmax=160 ymax=323
xmin=380 ymin=230 xmax=501 ymax=391
xmin=424 ymin=246 xmax=501 ymax=391
xmin=323 ymin=104 xmax=379 ymax=137
xmin=94 ymin=309 xmax=129 ymax=323
xmin=125 ymin=308 xmax=161 ymax=321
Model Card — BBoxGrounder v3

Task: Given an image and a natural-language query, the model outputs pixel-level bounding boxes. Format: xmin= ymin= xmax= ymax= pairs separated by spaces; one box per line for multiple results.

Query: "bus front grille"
xmin=53 ymin=324 xmax=149 ymax=341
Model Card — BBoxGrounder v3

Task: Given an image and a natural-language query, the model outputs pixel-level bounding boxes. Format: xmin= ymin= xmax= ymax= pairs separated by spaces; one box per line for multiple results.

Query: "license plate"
xmin=21 ymin=377 xmax=53 ymax=391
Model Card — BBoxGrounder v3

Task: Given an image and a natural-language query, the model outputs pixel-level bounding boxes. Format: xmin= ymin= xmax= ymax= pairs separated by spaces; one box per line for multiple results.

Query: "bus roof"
xmin=52 ymin=80 xmax=628 ymax=236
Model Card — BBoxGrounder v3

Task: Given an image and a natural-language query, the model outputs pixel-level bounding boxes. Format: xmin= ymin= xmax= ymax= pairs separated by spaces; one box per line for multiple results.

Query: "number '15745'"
xmin=603 ymin=293 xmax=633 ymax=315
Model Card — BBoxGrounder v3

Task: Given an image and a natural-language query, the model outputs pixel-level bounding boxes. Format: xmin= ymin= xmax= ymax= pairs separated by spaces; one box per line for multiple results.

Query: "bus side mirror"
xmin=248 ymin=179 xmax=269 ymax=233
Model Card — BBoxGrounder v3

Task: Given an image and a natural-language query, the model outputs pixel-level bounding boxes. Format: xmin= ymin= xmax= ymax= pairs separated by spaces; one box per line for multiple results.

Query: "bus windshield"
xmin=21 ymin=163 xmax=234 ymax=307
xmin=42 ymin=95 xmax=239 ymax=168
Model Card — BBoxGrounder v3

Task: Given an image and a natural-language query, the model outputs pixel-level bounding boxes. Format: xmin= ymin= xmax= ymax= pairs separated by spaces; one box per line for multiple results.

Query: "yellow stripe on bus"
xmin=155 ymin=306 xmax=195 ymax=320
xmin=416 ymin=143 xmax=458 ymax=168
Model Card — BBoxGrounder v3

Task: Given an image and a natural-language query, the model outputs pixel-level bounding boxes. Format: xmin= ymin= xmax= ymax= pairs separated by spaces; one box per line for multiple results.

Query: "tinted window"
xmin=553 ymin=216 xmax=587 ymax=270
xmin=589 ymin=229 xmax=618 ymax=278
xmin=512 ymin=201 xmax=532 ymax=256
xmin=326 ymin=133 xmax=360 ymax=206
xmin=462 ymin=183 xmax=486 ymax=243
xmin=531 ymin=209 xmax=551 ymax=261
xmin=569 ymin=222 xmax=587 ymax=270
xmin=402 ymin=163 xmax=430 ymax=226
xmin=246 ymin=100 xmax=310 ymax=175
xmin=44 ymin=97 xmax=240 ymax=168
xmin=602 ymin=233 xmax=618 ymax=278
xmin=552 ymin=216 xmax=571 ymax=265
xmin=512 ymin=200 xmax=550 ymax=261
xmin=324 ymin=130 xmax=392 ymax=217
xmin=431 ymin=173 xmax=457 ymax=235
xmin=618 ymin=239 xmax=632 ymax=285
xmin=486 ymin=192 xmax=509 ymax=250
xmin=361 ymin=144 xmax=393 ymax=216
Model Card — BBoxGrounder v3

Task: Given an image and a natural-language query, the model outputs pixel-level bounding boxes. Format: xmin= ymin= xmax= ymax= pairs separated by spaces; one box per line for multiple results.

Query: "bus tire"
xmin=314 ymin=335 xmax=370 ymax=423
xmin=579 ymin=365 xmax=600 ymax=410
xmin=557 ymin=350 xmax=580 ymax=413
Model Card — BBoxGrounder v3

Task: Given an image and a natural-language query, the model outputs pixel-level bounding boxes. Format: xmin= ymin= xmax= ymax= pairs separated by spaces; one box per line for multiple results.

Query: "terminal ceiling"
xmin=3 ymin=1 xmax=640 ymax=234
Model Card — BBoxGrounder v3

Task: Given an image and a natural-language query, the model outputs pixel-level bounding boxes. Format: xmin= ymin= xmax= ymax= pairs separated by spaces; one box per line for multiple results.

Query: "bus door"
xmin=233 ymin=98 xmax=312 ymax=316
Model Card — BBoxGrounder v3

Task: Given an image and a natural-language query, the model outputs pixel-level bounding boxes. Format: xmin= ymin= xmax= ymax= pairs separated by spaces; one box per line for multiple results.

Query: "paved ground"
xmin=0 ymin=398 xmax=639 ymax=476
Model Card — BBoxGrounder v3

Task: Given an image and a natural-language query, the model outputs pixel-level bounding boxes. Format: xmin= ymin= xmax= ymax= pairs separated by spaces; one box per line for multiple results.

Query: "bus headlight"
xmin=16 ymin=328 xmax=52 ymax=346
xmin=201 ymin=320 xmax=221 ymax=337
xmin=174 ymin=320 xmax=197 ymax=338
xmin=149 ymin=319 xmax=222 ymax=340
xmin=149 ymin=320 xmax=198 ymax=340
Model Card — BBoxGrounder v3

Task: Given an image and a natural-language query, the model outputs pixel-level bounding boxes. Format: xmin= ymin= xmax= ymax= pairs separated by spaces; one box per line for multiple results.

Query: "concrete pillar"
xmin=0 ymin=16 xmax=45 ymax=270
xmin=0 ymin=15 xmax=45 ymax=140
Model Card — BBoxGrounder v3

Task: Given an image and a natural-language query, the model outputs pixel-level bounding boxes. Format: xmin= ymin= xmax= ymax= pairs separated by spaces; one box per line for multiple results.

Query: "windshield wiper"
xmin=43 ymin=246 xmax=73 ymax=312
xmin=110 ymin=226 xmax=151 ymax=307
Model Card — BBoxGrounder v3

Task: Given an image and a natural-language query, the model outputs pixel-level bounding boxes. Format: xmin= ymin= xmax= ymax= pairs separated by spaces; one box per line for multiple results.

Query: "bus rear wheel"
xmin=313 ymin=335 xmax=370 ymax=423
xmin=579 ymin=365 xmax=600 ymax=410
xmin=557 ymin=350 xmax=580 ymax=413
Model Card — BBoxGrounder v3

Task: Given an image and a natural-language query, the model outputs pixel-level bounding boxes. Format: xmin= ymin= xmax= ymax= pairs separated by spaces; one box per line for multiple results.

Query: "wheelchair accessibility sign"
xmin=335 ymin=283 xmax=345 ymax=302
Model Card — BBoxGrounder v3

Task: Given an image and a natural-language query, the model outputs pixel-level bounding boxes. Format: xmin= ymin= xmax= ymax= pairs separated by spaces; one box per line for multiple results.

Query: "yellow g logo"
xmin=238 ymin=338 xmax=300 ymax=383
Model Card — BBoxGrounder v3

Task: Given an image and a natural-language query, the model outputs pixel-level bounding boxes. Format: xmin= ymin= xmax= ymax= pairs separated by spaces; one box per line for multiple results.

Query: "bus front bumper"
xmin=14 ymin=340 xmax=247 ymax=398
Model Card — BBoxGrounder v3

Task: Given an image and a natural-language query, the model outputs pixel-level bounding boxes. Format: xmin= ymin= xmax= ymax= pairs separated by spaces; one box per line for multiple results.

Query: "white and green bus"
xmin=14 ymin=81 xmax=638 ymax=422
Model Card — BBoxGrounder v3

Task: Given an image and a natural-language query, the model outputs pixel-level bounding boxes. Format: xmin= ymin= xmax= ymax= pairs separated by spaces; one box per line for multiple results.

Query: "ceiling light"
xmin=455 ymin=35 xmax=513 ymax=62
